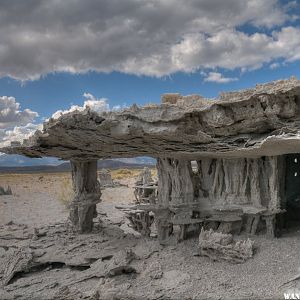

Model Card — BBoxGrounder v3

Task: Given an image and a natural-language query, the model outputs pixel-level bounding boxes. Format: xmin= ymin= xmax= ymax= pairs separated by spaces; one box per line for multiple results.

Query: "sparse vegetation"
xmin=0 ymin=185 xmax=12 ymax=195
xmin=110 ymin=168 xmax=157 ymax=180
xmin=150 ymin=168 xmax=157 ymax=178
xmin=57 ymin=177 xmax=74 ymax=208
xmin=110 ymin=169 xmax=139 ymax=180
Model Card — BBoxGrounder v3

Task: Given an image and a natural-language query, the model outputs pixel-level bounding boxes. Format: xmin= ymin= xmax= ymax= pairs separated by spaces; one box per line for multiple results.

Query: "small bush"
xmin=110 ymin=168 xmax=157 ymax=180
xmin=111 ymin=169 xmax=143 ymax=180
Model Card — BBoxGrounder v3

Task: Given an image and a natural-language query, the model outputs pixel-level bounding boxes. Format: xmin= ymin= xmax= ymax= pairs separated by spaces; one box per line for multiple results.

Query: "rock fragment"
xmin=198 ymin=228 xmax=254 ymax=263
xmin=2 ymin=247 xmax=34 ymax=286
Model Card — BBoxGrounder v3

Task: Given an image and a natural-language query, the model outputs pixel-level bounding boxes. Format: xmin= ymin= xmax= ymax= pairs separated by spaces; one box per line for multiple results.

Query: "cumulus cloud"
xmin=0 ymin=93 xmax=121 ymax=148
xmin=0 ymin=123 xmax=42 ymax=147
xmin=0 ymin=0 xmax=298 ymax=80
xmin=270 ymin=62 xmax=281 ymax=69
xmin=204 ymin=72 xmax=238 ymax=83
xmin=52 ymin=93 xmax=123 ymax=119
xmin=0 ymin=96 xmax=38 ymax=129
xmin=171 ymin=27 xmax=300 ymax=73
xmin=83 ymin=93 xmax=110 ymax=113
xmin=0 ymin=96 xmax=40 ymax=147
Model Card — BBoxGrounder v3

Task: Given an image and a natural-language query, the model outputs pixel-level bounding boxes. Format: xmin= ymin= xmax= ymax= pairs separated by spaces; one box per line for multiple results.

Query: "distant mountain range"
xmin=0 ymin=154 xmax=62 ymax=167
xmin=0 ymin=154 xmax=156 ymax=173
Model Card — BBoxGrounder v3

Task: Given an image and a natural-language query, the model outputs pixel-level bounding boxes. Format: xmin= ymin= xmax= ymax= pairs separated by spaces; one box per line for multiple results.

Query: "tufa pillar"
xmin=69 ymin=160 xmax=101 ymax=233
xmin=156 ymin=157 xmax=195 ymax=244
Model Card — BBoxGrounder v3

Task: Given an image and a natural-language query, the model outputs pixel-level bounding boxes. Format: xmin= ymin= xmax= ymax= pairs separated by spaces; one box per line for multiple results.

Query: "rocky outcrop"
xmin=1 ymin=77 xmax=300 ymax=160
xmin=2 ymin=77 xmax=299 ymax=236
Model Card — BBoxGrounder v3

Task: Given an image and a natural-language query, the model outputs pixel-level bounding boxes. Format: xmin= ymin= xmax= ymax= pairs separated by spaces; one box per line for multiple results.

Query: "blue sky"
xmin=1 ymin=63 xmax=300 ymax=123
xmin=0 ymin=0 xmax=300 ymax=165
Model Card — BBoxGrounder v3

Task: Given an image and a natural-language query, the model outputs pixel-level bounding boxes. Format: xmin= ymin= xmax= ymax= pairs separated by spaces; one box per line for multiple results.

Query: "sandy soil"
xmin=0 ymin=172 xmax=300 ymax=300
xmin=0 ymin=173 xmax=70 ymax=226
xmin=0 ymin=172 xmax=135 ymax=227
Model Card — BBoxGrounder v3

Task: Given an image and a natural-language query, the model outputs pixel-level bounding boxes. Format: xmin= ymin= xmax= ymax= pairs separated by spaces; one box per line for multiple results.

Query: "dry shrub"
xmin=111 ymin=169 xmax=138 ymax=180
xmin=111 ymin=168 xmax=157 ymax=180
xmin=150 ymin=168 xmax=157 ymax=178
xmin=57 ymin=177 xmax=74 ymax=208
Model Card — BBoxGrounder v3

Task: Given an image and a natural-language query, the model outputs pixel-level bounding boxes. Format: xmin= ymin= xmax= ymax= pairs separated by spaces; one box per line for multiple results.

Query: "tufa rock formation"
xmin=1 ymin=77 xmax=300 ymax=238
xmin=98 ymin=169 xmax=114 ymax=187
xmin=1 ymin=77 xmax=300 ymax=160
xmin=198 ymin=228 xmax=254 ymax=263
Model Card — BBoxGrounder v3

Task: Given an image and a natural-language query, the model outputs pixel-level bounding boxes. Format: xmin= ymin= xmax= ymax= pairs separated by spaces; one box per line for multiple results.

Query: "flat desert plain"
xmin=0 ymin=171 xmax=137 ymax=227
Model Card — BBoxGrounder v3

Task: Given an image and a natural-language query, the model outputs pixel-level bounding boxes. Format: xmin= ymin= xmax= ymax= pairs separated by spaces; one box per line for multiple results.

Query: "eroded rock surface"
xmin=2 ymin=77 xmax=300 ymax=160
xmin=198 ymin=228 xmax=254 ymax=264
xmin=1 ymin=215 xmax=300 ymax=299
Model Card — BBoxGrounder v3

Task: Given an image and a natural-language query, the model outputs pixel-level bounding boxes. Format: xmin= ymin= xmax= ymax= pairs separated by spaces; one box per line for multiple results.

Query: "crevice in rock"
xmin=107 ymin=266 xmax=136 ymax=277
xmin=69 ymin=265 xmax=91 ymax=271
xmin=101 ymin=255 xmax=113 ymax=261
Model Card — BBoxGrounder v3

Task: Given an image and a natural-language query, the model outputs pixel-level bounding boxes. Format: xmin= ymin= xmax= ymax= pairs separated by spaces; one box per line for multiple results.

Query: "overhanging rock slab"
xmin=2 ymin=77 xmax=300 ymax=160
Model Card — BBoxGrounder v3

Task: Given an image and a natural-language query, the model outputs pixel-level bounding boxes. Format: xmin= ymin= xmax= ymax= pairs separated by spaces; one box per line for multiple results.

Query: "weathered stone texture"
xmin=198 ymin=228 xmax=254 ymax=263
xmin=136 ymin=167 xmax=153 ymax=186
xmin=156 ymin=156 xmax=283 ymax=210
xmin=99 ymin=169 xmax=114 ymax=187
xmin=1 ymin=77 xmax=299 ymax=237
xmin=69 ymin=160 xmax=101 ymax=233
xmin=2 ymin=77 xmax=300 ymax=160
xmin=157 ymin=158 xmax=194 ymax=205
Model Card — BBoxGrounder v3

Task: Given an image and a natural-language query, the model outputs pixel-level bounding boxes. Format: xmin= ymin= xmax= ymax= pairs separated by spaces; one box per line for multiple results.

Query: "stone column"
xmin=157 ymin=157 xmax=194 ymax=205
xmin=156 ymin=157 xmax=194 ymax=244
xmin=69 ymin=160 xmax=101 ymax=233
xmin=156 ymin=158 xmax=172 ymax=206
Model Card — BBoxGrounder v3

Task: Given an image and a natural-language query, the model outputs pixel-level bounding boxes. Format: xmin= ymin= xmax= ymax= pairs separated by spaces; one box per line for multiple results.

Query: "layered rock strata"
xmin=2 ymin=77 xmax=300 ymax=160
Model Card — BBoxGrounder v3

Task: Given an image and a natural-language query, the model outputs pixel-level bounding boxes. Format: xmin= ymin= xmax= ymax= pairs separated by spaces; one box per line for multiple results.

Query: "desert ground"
xmin=0 ymin=170 xmax=300 ymax=300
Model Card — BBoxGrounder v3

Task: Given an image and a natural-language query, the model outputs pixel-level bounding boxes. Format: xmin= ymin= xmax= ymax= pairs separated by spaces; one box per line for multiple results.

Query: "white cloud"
xmin=0 ymin=123 xmax=42 ymax=147
xmin=83 ymin=93 xmax=110 ymax=113
xmin=204 ymin=72 xmax=238 ymax=83
xmin=51 ymin=105 xmax=85 ymax=120
xmin=0 ymin=0 xmax=297 ymax=80
xmin=0 ymin=93 xmax=125 ymax=148
xmin=270 ymin=62 xmax=280 ymax=69
xmin=0 ymin=96 xmax=40 ymax=148
xmin=0 ymin=96 xmax=38 ymax=129
xmin=171 ymin=27 xmax=300 ymax=73
xmin=51 ymin=93 xmax=123 ymax=119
